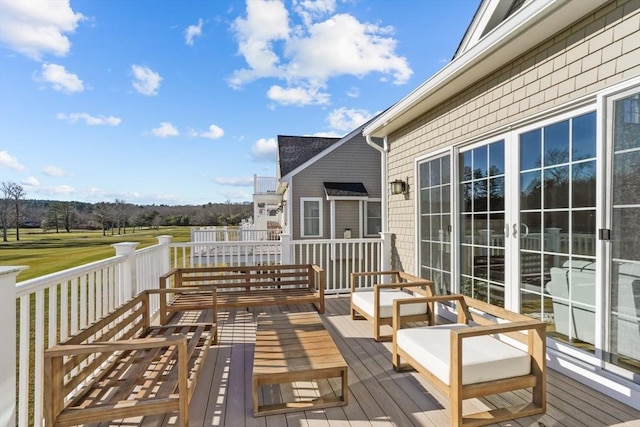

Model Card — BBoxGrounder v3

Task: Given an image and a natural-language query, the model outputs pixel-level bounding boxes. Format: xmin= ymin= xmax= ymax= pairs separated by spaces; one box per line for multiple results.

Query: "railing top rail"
xmin=15 ymin=255 xmax=126 ymax=297
xmin=289 ymin=238 xmax=383 ymax=244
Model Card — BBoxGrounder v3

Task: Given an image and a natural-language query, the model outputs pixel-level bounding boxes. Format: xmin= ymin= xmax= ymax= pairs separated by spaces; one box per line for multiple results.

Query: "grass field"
xmin=0 ymin=226 xmax=193 ymax=282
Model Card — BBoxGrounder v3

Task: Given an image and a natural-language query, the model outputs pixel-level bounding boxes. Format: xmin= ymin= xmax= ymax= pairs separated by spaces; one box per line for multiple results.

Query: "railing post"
xmin=157 ymin=235 xmax=173 ymax=274
xmin=380 ymin=232 xmax=393 ymax=272
xmin=112 ymin=242 xmax=139 ymax=301
xmin=280 ymin=233 xmax=292 ymax=264
xmin=1 ymin=266 xmax=27 ymax=427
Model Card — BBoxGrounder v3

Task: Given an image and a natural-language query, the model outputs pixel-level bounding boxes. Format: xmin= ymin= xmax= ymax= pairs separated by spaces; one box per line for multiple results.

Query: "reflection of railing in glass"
xmin=545 ymin=260 xmax=640 ymax=361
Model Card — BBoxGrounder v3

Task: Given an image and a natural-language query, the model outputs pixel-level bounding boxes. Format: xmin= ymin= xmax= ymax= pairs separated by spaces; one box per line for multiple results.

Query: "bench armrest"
xmin=45 ymin=335 xmax=187 ymax=357
xmin=452 ymin=320 xmax=545 ymax=339
xmin=391 ymin=296 xmax=438 ymax=331
xmin=350 ymin=271 xmax=402 ymax=293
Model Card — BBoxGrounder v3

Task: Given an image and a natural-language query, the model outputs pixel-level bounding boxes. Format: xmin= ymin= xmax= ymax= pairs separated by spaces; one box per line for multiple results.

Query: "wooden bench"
xmin=252 ymin=312 xmax=348 ymax=416
xmin=43 ymin=288 xmax=217 ymax=427
xmin=158 ymin=264 xmax=325 ymax=325
xmin=392 ymin=294 xmax=546 ymax=427
xmin=350 ymin=270 xmax=435 ymax=341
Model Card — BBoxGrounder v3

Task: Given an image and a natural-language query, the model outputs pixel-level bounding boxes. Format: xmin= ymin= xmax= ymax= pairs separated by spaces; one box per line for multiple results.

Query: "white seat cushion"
xmin=396 ymin=323 xmax=531 ymax=385
xmin=352 ymin=289 xmax=428 ymax=319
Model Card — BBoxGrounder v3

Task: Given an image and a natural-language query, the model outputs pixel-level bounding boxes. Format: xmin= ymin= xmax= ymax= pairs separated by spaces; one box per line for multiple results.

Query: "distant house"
xmin=277 ymin=123 xmax=382 ymax=240
xmin=362 ymin=0 xmax=639 ymax=409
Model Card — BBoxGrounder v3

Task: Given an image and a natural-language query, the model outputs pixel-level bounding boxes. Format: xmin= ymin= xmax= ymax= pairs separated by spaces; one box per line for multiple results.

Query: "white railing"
xmin=254 ymin=175 xmax=278 ymax=193
xmin=10 ymin=238 xmax=172 ymax=427
xmin=172 ymin=240 xmax=283 ymax=268
xmin=289 ymin=238 xmax=384 ymax=293
xmin=462 ymin=230 xmax=596 ymax=255
xmin=7 ymin=233 xmax=389 ymax=426
xmin=191 ymin=226 xmax=280 ymax=242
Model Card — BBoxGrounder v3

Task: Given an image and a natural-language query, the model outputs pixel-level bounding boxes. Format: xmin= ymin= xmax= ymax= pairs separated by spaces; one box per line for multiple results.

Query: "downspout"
xmin=365 ymin=134 xmax=388 ymax=233
xmin=366 ymin=133 xmax=391 ymax=272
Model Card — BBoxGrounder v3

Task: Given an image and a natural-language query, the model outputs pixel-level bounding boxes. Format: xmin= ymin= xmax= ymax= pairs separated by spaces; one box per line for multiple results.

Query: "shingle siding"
xmin=291 ymin=134 xmax=381 ymax=240
xmin=387 ymin=0 xmax=639 ymax=273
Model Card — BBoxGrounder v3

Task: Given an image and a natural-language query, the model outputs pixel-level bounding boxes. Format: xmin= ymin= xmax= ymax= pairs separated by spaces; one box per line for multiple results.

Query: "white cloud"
xmin=267 ymin=84 xmax=329 ymax=106
xmin=229 ymin=1 xmax=412 ymax=105
xmin=221 ymin=189 xmax=252 ymax=200
xmin=214 ymin=177 xmax=253 ymax=186
xmin=293 ymin=0 xmax=335 ymax=26
xmin=0 ymin=0 xmax=84 ymax=60
xmin=57 ymin=112 xmax=121 ymax=126
xmin=22 ymin=176 xmax=39 ymax=187
xmin=196 ymin=124 xmax=225 ymax=140
xmin=327 ymin=107 xmax=373 ymax=131
xmin=229 ymin=0 xmax=290 ymax=88
xmin=346 ymin=86 xmax=359 ymax=98
xmin=251 ymin=137 xmax=277 ymax=162
xmin=185 ymin=18 xmax=203 ymax=46
xmin=311 ymin=130 xmax=342 ymax=138
xmin=131 ymin=64 xmax=162 ymax=96
xmin=151 ymin=122 xmax=179 ymax=138
xmin=51 ymin=185 xmax=75 ymax=194
xmin=43 ymin=165 xmax=71 ymax=177
xmin=39 ymin=63 xmax=84 ymax=93
xmin=0 ymin=151 xmax=26 ymax=171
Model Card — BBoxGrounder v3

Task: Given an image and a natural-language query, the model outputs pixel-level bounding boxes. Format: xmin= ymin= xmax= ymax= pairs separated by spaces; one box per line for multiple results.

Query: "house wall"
xmin=387 ymin=0 xmax=639 ymax=273
xmin=335 ymin=201 xmax=360 ymax=238
xmin=292 ymin=134 xmax=381 ymax=240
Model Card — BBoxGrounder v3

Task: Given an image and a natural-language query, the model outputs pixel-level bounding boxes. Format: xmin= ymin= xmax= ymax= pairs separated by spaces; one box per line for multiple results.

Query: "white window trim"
xmin=300 ymin=197 xmax=323 ymax=238
xmin=364 ymin=199 xmax=382 ymax=237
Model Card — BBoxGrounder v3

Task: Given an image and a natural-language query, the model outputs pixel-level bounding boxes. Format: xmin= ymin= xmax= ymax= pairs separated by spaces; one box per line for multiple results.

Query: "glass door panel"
xmin=459 ymin=140 xmax=505 ymax=306
xmin=419 ymin=155 xmax=452 ymax=295
xmin=519 ymin=112 xmax=597 ymax=353
xmin=608 ymin=91 xmax=640 ymax=374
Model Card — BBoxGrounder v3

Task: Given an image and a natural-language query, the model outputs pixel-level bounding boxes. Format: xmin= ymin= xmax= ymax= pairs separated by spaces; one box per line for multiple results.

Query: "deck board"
xmin=123 ymin=295 xmax=640 ymax=427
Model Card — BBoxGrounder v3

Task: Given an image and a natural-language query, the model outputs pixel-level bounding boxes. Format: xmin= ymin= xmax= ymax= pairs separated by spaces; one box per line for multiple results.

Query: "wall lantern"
xmin=390 ymin=179 xmax=408 ymax=195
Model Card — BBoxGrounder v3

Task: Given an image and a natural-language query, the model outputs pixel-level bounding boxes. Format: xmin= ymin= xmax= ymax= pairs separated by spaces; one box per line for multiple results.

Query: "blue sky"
xmin=0 ymin=0 xmax=479 ymax=205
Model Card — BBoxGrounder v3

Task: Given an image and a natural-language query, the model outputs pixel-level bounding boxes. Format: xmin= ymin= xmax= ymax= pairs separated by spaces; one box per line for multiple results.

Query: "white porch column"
xmin=0 ymin=266 xmax=27 ymax=427
xmin=112 ymin=242 xmax=139 ymax=301
xmin=280 ymin=233 xmax=292 ymax=264
xmin=380 ymin=232 xmax=393 ymax=271
xmin=157 ymin=235 xmax=173 ymax=273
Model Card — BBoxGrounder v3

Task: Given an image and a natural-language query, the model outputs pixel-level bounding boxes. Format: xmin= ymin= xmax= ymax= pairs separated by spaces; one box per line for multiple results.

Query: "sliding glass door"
xmin=418 ymin=95 xmax=639 ymax=378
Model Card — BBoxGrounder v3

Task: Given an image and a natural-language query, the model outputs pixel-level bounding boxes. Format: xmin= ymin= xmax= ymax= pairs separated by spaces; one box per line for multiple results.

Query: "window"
xmin=365 ymin=200 xmax=381 ymax=236
xmin=301 ymin=197 xmax=323 ymax=237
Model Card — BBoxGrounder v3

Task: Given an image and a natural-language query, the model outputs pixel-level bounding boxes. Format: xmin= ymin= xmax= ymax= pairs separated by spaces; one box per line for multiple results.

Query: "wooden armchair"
xmin=392 ymin=294 xmax=546 ymax=426
xmin=349 ymin=271 xmax=434 ymax=341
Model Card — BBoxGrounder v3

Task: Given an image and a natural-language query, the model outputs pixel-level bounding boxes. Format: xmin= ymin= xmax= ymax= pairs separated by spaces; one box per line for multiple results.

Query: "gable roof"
xmin=277 ymin=113 xmax=384 ymax=180
xmin=363 ymin=0 xmax=608 ymax=139
xmin=455 ymin=0 xmax=528 ymax=58
xmin=277 ymin=135 xmax=341 ymax=177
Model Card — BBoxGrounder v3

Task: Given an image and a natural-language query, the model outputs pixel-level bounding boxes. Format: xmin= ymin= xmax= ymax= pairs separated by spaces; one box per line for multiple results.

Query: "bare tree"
xmin=93 ymin=202 xmax=113 ymax=236
xmin=2 ymin=182 xmax=25 ymax=241
xmin=113 ymin=199 xmax=132 ymax=234
xmin=58 ymin=202 xmax=76 ymax=232
xmin=0 ymin=183 xmax=12 ymax=242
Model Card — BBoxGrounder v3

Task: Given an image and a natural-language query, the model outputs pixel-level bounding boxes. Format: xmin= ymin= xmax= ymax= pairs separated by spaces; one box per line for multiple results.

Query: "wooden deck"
xmin=126 ymin=296 xmax=640 ymax=427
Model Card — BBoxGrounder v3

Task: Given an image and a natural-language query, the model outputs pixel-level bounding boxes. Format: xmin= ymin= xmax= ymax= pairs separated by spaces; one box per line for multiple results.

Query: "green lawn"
xmin=0 ymin=226 xmax=192 ymax=281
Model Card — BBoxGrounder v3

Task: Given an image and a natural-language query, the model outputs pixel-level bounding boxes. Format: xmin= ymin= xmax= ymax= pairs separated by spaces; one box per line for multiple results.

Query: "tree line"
xmin=1 ymin=181 xmax=253 ymax=241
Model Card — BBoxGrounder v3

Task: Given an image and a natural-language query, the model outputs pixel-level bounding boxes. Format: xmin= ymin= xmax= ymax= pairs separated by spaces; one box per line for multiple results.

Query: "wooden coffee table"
xmin=252 ymin=311 xmax=348 ymax=416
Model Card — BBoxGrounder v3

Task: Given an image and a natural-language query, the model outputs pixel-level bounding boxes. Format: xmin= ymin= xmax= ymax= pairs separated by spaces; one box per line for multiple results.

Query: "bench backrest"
xmin=456 ymin=295 xmax=541 ymax=344
xmin=49 ymin=293 xmax=150 ymax=402
xmin=162 ymin=264 xmax=320 ymax=291
xmin=396 ymin=272 xmax=434 ymax=297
